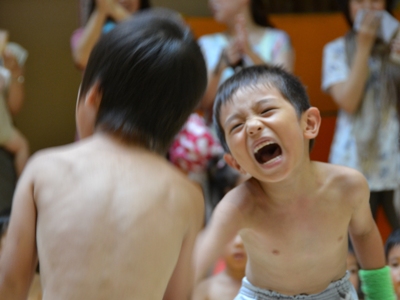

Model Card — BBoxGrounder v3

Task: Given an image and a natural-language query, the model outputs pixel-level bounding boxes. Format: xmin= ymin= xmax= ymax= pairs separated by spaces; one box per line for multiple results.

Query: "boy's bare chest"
xmin=242 ymin=196 xmax=352 ymax=252
xmin=239 ymin=198 xmax=351 ymax=293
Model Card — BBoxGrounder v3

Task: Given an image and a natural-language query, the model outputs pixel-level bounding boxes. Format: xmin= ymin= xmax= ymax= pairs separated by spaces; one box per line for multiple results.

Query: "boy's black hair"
xmin=385 ymin=228 xmax=400 ymax=260
xmin=213 ymin=65 xmax=313 ymax=153
xmin=336 ymin=0 xmax=394 ymax=27
xmin=79 ymin=8 xmax=207 ymax=154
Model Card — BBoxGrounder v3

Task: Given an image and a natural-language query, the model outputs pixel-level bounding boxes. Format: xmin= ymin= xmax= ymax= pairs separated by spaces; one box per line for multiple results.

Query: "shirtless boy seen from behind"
xmin=0 ymin=9 xmax=207 ymax=300
xmin=194 ymin=65 xmax=394 ymax=299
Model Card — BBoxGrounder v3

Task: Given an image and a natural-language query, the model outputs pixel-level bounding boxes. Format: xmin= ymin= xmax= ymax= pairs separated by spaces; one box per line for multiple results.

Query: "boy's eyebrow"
xmin=224 ymin=97 xmax=276 ymax=127
xmin=224 ymin=113 xmax=241 ymax=127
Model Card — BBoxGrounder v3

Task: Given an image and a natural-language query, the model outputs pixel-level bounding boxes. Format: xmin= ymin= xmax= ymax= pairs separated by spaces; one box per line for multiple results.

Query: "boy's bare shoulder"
xmin=317 ymin=162 xmax=367 ymax=187
xmin=217 ymin=177 xmax=263 ymax=212
xmin=315 ymin=162 xmax=369 ymax=204
xmin=22 ymin=142 xmax=79 ymax=176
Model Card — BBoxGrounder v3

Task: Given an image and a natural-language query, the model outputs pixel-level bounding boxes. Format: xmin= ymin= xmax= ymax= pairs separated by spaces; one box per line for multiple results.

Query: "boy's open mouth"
xmin=254 ymin=142 xmax=282 ymax=164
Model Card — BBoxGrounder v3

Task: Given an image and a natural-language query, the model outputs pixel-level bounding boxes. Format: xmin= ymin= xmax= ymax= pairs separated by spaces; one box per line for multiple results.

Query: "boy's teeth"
xmin=262 ymin=155 xmax=280 ymax=165
xmin=254 ymin=141 xmax=274 ymax=153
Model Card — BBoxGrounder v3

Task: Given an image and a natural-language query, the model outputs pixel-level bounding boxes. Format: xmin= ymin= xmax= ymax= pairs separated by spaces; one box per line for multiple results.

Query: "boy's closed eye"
xmin=230 ymin=122 xmax=244 ymax=133
xmin=260 ymin=107 xmax=276 ymax=116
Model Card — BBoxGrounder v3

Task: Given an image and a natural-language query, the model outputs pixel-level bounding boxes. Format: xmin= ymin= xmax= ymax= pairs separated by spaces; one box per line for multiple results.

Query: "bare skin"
xmin=194 ymin=84 xmax=385 ymax=296
xmin=0 ymin=133 xmax=204 ymax=300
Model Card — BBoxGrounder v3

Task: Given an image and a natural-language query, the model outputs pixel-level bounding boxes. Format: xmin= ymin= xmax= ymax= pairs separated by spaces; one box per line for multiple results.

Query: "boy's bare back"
xmin=5 ymin=135 xmax=203 ymax=300
xmin=0 ymin=9 xmax=208 ymax=300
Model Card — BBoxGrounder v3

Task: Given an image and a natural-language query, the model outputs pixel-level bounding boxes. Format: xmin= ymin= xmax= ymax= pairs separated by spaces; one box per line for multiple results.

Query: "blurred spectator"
xmin=0 ymin=39 xmax=29 ymax=177
xmin=71 ymin=0 xmax=151 ymax=70
xmin=322 ymin=0 xmax=400 ymax=230
xmin=198 ymin=0 xmax=294 ymax=118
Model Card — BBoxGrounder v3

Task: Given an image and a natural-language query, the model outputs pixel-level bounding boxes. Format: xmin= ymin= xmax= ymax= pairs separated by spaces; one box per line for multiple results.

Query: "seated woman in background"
xmin=71 ymin=0 xmax=151 ymax=70
xmin=198 ymin=0 xmax=294 ymax=117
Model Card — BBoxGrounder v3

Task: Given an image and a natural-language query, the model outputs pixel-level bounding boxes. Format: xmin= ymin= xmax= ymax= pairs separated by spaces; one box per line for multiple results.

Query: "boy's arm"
xmin=193 ymin=194 xmax=243 ymax=284
xmin=0 ymin=159 xmax=38 ymax=300
xmin=348 ymin=171 xmax=395 ymax=299
xmin=163 ymin=187 xmax=204 ymax=300
xmin=191 ymin=279 xmax=210 ymax=300
xmin=348 ymin=173 xmax=384 ymax=269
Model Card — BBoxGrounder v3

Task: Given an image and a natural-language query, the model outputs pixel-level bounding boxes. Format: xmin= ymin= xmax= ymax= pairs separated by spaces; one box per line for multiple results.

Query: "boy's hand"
xmin=359 ymin=266 xmax=396 ymax=300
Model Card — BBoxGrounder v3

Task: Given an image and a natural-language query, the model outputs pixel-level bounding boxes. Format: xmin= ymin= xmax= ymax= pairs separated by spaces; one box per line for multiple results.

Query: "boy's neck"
xmin=84 ymin=132 xmax=153 ymax=154
xmin=255 ymin=159 xmax=318 ymax=207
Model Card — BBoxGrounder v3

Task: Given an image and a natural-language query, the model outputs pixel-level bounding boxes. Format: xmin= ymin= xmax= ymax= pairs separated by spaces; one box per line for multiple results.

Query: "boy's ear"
xmin=224 ymin=153 xmax=247 ymax=175
xmin=83 ymin=82 xmax=102 ymax=111
xmin=303 ymin=107 xmax=321 ymax=140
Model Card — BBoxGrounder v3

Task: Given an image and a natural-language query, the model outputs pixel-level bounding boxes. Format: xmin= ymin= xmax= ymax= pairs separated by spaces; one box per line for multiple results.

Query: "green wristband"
xmin=359 ymin=266 xmax=395 ymax=300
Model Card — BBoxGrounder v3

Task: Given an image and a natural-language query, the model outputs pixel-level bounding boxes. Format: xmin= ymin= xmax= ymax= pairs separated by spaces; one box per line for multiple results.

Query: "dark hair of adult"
xmin=250 ymin=0 xmax=274 ymax=28
xmin=213 ymin=65 xmax=312 ymax=153
xmin=336 ymin=0 xmax=394 ymax=27
xmin=385 ymin=228 xmax=400 ymax=260
xmin=79 ymin=8 xmax=207 ymax=154
xmin=87 ymin=0 xmax=151 ymax=23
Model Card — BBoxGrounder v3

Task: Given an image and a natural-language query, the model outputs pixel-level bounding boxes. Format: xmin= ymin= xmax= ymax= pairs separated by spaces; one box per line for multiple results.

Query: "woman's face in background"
xmin=208 ymin=0 xmax=246 ymax=24
xmin=117 ymin=0 xmax=140 ymax=14
xmin=349 ymin=0 xmax=386 ymax=23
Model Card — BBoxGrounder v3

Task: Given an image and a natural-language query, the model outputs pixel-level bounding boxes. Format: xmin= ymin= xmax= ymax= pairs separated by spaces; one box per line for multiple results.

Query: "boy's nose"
xmin=246 ymin=119 xmax=263 ymax=136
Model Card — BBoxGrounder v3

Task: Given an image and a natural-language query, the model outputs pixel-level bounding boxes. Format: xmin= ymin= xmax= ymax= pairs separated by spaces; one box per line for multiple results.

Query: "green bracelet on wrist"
xmin=359 ymin=266 xmax=395 ymax=300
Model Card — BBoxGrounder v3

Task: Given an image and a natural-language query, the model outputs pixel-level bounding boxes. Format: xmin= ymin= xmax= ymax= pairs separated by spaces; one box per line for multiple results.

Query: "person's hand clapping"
xmin=95 ymin=0 xmax=115 ymax=16
xmin=356 ymin=10 xmax=381 ymax=52
xmin=2 ymin=49 xmax=23 ymax=78
xmin=391 ymin=31 xmax=400 ymax=55
xmin=235 ymin=14 xmax=251 ymax=55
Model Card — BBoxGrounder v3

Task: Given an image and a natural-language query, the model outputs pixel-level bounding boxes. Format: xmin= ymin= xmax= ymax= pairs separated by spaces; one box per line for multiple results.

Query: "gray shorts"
xmin=234 ymin=272 xmax=358 ymax=300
